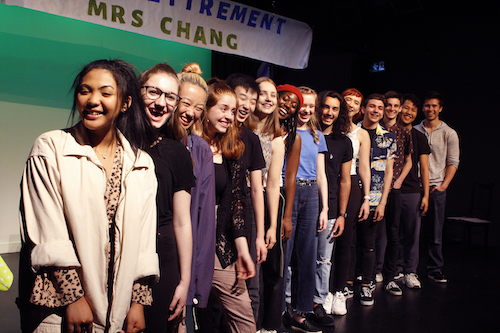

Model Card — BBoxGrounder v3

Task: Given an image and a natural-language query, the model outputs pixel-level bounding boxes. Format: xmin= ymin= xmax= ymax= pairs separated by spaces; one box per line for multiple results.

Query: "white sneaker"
xmin=261 ymin=329 xmax=277 ymax=333
xmin=403 ymin=273 xmax=422 ymax=289
xmin=331 ymin=291 xmax=347 ymax=315
xmin=375 ymin=273 xmax=383 ymax=283
xmin=324 ymin=292 xmax=333 ymax=314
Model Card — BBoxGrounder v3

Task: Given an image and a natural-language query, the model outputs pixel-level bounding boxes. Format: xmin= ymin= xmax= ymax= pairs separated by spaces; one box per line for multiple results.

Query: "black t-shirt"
xmin=324 ymin=134 xmax=353 ymax=218
xmin=239 ymin=125 xmax=266 ymax=194
xmin=401 ymin=128 xmax=431 ymax=193
xmin=146 ymin=137 xmax=196 ymax=227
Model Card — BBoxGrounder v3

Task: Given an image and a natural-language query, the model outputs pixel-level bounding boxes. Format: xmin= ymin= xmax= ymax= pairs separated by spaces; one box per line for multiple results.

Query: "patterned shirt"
xmin=360 ymin=123 xmax=397 ymax=208
xmin=380 ymin=120 xmax=413 ymax=186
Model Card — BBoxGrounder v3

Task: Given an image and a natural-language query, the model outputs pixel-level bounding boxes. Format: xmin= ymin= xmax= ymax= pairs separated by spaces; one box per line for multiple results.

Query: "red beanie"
xmin=277 ymin=84 xmax=303 ymax=109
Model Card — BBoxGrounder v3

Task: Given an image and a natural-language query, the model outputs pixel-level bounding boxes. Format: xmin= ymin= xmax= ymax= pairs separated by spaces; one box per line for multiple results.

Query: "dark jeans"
xmin=356 ymin=211 xmax=378 ymax=285
xmin=382 ymin=189 xmax=403 ymax=284
xmin=398 ymin=192 xmax=422 ymax=274
xmin=331 ymin=175 xmax=361 ymax=291
xmin=426 ymin=188 xmax=447 ymax=272
xmin=285 ymin=182 xmax=319 ymax=313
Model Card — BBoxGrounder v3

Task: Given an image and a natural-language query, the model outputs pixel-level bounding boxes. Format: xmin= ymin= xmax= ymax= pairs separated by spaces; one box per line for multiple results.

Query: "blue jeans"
xmin=314 ymin=218 xmax=336 ymax=304
xmin=284 ymin=182 xmax=319 ymax=313
xmin=426 ymin=188 xmax=447 ymax=272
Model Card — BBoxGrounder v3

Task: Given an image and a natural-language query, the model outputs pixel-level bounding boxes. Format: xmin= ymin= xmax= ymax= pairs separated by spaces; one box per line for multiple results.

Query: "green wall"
xmin=0 ymin=3 xmax=212 ymax=108
xmin=0 ymin=3 xmax=211 ymax=253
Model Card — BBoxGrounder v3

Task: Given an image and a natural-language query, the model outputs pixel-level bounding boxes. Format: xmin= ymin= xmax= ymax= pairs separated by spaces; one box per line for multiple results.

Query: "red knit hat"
xmin=277 ymin=84 xmax=303 ymax=109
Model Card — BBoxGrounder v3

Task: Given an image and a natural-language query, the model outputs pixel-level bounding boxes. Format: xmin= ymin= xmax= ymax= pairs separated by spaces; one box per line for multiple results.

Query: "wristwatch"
xmin=339 ymin=213 xmax=348 ymax=218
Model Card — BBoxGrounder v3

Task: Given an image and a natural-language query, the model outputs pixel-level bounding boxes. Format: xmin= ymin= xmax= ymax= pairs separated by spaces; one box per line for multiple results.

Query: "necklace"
xmin=94 ymin=148 xmax=108 ymax=159
xmin=94 ymin=141 xmax=116 ymax=159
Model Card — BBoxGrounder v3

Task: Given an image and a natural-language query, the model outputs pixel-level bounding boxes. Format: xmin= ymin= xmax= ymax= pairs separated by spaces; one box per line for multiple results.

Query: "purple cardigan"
xmin=186 ymin=133 xmax=216 ymax=308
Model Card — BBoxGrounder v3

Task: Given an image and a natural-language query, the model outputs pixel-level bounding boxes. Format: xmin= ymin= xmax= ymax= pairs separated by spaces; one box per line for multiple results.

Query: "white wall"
xmin=0 ymin=101 xmax=68 ymax=253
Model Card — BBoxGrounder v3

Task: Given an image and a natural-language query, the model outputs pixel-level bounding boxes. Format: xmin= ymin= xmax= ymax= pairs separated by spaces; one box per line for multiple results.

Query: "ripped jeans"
xmin=314 ymin=218 xmax=336 ymax=304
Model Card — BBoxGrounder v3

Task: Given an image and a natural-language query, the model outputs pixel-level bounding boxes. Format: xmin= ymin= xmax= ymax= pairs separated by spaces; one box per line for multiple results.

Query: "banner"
xmin=2 ymin=0 xmax=313 ymax=69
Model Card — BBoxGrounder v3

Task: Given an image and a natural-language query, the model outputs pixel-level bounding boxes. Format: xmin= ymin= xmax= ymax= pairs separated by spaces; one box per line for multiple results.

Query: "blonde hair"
xmin=168 ymin=73 xmax=208 ymax=142
xmin=180 ymin=62 xmax=202 ymax=75
xmin=246 ymin=77 xmax=282 ymax=138
xmin=298 ymin=86 xmax=320 ymax=144
xmin=202 ymin=79 xmax=245 ymax=160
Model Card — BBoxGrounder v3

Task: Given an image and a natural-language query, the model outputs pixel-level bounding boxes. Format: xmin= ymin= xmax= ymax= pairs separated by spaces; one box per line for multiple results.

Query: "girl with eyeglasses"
xmin=139 ymin=64 xmax=196 ymax=333
xmin=18 ymin=59 xmax=159 ymax=333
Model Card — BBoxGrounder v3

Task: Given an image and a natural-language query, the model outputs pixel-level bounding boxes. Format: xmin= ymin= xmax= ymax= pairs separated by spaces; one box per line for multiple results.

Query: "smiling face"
xmin=141 ymin=73 xmax=179 ymax=128
xmin=385 ymin=97 xmax=402 ymax=122
xmin=177 ymin=83 xmax=207 ymax=129
xmin=399 ymin=99 xmax=418 ymax=127
xmin=423 ymin=98 xmax=443 ymax=121
xmin=206 ymin=94 xmax=237 ymax=136
xmin=234 ymin=86 xmax=257 ymax=124
xmin=278 ymin=91 xmax=299 ymax=120
xmin=297 ymin=93 xmax=315 ymax=126
xmin=256 ymin=81 xmax=277 ymax=116
xmin=363 ymin=98 xmax=385 ymax=127
xmin=321 ymin=96 xmax=341 ymax=127
xmin=344 ymin=94 xmax=362 ymax=119
xmin=77 ymin=68 xmax=127 ymax=137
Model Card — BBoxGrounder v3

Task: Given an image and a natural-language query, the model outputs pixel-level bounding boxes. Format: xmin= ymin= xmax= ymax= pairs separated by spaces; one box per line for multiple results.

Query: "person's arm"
xmin=265 ymin=137 xmax=285 ymax=249
xmin=434 ymin=129 xmax=460 ymax=192
xmin=170 ymin=190 xmax=193 ymax=320
xmin=123 ymin=302 xmax=145 ymax=333
xmin=374 ymin=158 xmax=394 ymax=222
xmin=250 ymin=169 xmax=267 ymax=263
xmin=234 ymin=236 xmax=256 ymax=280
xmin=393 ymin=153 xmax=412 ymax=189
xmin=357 ymin=128 xmax=371 ymax=221
xmin=282 ymin=133 xmax=301 ymax=240
xmin=21 ymin=139 xmax=92 ymax=332
xmin=316 ymin=153 xmax=329 ymax=233
xmin=330 ymin=160 xmax=351 ymax=238
xmin=419 ymin=154 xmax=430 ymax=214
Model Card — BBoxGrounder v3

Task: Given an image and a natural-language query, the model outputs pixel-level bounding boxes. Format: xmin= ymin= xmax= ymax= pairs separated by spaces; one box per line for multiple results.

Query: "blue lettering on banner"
xmin=145 ymin=0 xmax=288 ymax=35
xmin=217 ymin=1 xmax=230 ymax=20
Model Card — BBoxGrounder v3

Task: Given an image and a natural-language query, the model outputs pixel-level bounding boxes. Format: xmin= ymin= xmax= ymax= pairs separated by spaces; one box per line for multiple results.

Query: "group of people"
xmin=17 ymin=58 xmax=459 ymax=333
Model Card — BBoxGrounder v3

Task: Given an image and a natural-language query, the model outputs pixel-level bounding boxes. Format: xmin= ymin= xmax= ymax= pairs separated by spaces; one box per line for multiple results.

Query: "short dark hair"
xmin=402 ymin=93 xmax=420 ymax=110
xmin=71 ymin=59 xmax=156 ymax=152
xmin=226 ymin=73 xmax=259 ymax=95
xmin=384 ymin=90 xmax=403 ymax=104
xmin=363 ymin=93 xmax=387 ymax=107
xmin=423 ymin=91 xmax=444 ymax=107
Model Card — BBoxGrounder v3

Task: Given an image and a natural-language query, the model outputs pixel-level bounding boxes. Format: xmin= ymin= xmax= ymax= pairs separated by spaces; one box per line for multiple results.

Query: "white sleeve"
xmin=19 ymin=138 xmax=80 ymax=272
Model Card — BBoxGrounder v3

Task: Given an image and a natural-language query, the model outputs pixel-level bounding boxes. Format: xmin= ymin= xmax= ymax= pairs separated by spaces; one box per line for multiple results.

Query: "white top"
xmin=346 ymin=126 xmax=361 ymax=176
xmin=20 ymin=124 xmax=159 ymax=333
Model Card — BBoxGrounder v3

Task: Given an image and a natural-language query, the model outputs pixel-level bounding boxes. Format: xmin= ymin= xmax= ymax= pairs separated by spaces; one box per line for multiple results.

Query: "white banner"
xmin=2 ymin=0 xmax=313 ymax=69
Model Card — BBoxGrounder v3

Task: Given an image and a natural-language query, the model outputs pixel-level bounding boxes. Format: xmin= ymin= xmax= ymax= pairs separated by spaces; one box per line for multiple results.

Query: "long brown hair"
xmin=245 ymin=77 xmax=282 ymax=138
xmin=202 ymin=79 xmax=245 ymax=160
xmin=298 ymin=86 xmax=320 ymax=144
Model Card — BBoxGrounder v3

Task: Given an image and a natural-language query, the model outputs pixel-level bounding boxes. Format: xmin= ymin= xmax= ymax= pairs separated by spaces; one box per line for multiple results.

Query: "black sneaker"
xmin=428 ymin=271 xmax=448 ymax=283
xmin=291 ymin=317 xmax=323 ymax=333
xmin=384 ymin=281 xmax=403 ymax=296
xmin=359 ymin=285 xmax=374 ymax=306
xmin=282 ymin=303 xmax=293 ymax=327
xmin=312 ymin=304 xmax=335 ymax=327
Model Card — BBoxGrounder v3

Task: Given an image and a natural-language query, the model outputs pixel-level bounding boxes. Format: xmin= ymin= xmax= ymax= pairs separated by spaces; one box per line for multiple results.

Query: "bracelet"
xmin=364 ymin=195 xmax=370 ymax=200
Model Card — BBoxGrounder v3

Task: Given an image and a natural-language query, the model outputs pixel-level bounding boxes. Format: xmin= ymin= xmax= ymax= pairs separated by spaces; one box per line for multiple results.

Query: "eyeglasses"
xmin=142 ymin=86 xmax=180 ymax=106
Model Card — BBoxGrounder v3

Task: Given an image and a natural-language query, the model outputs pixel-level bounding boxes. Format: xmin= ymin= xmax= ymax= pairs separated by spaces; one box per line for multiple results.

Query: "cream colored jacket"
xmin=20 ymin=123 xmax=159 ymax=333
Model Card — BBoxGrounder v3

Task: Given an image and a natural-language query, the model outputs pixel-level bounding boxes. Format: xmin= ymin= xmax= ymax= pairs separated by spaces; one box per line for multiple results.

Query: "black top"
xmin=146 ymin=137 xmax=196 ymax=227
xmin=324 ymin=134 xmax=353 ymax=218
xmin=239 ymin=126 xmax=266 ymax=193
xmin=214 ymin=162 xmax=227 ymax=205
xmin=401 ymin=128 xmax=431 ymax=193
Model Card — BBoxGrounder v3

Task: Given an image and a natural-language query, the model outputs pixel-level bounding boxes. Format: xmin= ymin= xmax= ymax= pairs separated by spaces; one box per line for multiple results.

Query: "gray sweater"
xmin=414 ymin=120 xmax=460 ymax=187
